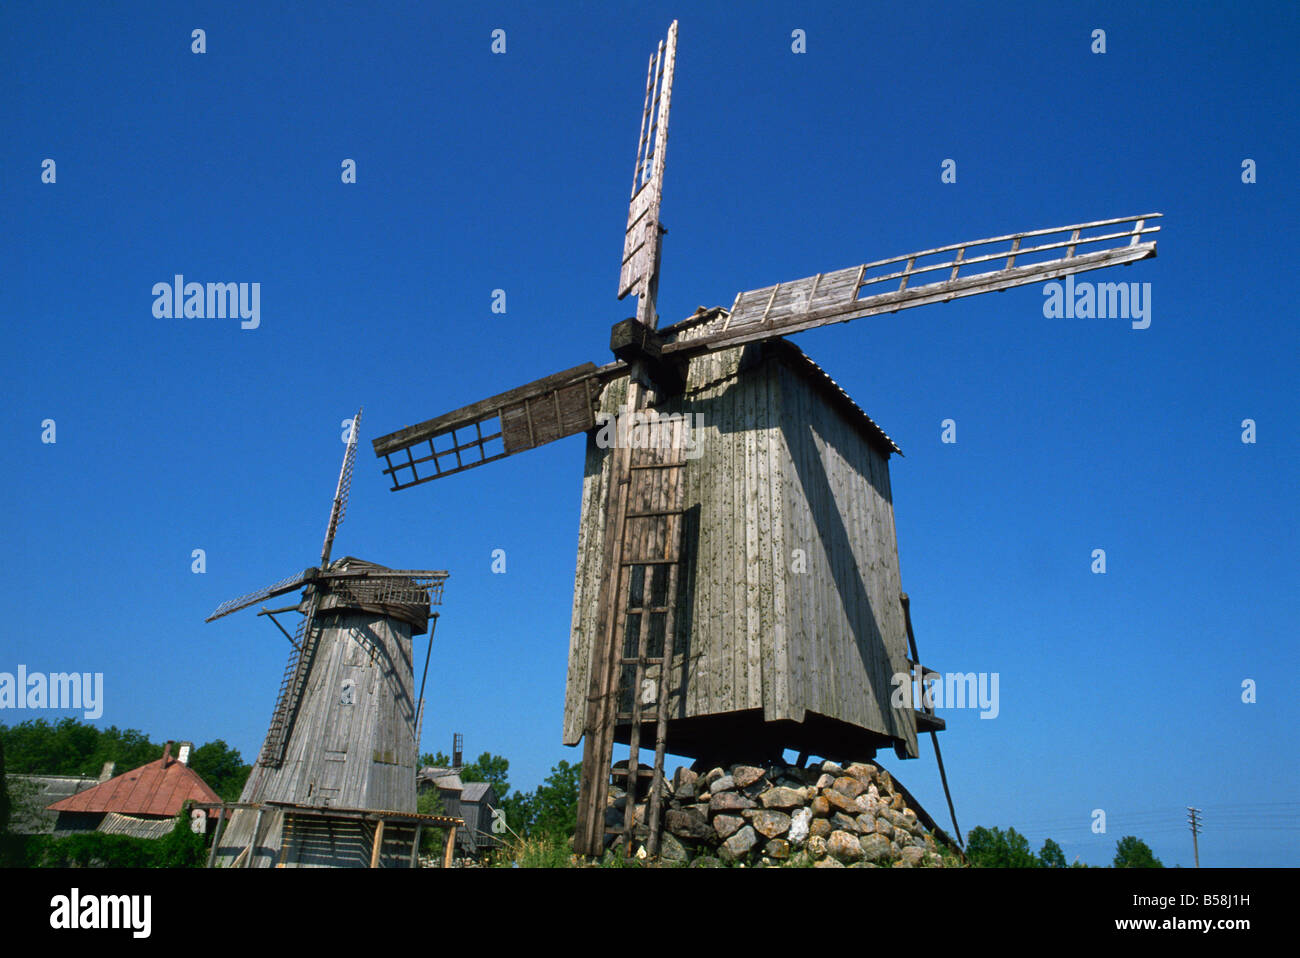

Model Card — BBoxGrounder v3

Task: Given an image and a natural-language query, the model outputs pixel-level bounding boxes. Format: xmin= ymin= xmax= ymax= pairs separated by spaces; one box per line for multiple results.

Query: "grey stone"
xmin=732 ymin=765 xmax=765 ymax=788
xmin=658 ymin=831 xmax=690 ymax=862
xmin=764 ymin=838 xmax=791 ymax=860
xmin=820 ymin=760 xmax=844 ymax=777
xmin=709 ymin=791 xmax=754 ymax=814
xmin=750 ymin=809 xmax=792 ymax=839
xmin=719 ymin=825 xmax=758 ymax=862
xmin=814 ymin=773 xmax=836 ymax=791
xmin=806 ymin=834 xmax=828 ymax=859
xmin=845 ymin=762 xmax=877 ymax=785
xmin=826 ymin=830 xmax=864 ymax=863
xmin=711 ymin=775 xmax=736 ymax=793
xmin=700 ymin=767 xmax=725 ymax=791
xmin=814 ymin=857 xmax=845 ymax=868
xmin=760 ymin=786 xmax=804 ymax=810
xmin=859 ymin=833 xmax=893 ymax=863
xmin=831 ymin=812 xmax=859 ymax=833
xmin=855 ymin=814 xmax=876 ymax=834
xmin=690 ymin=855 xmax=724 ymax=868
xmin=809 ymin=818 xmax=833 ymax=839
xmin=873 ymin=817 xmax=895 ymax=841
xmin=787 ymin=807 xmax=812 ymax=846
xmin=664 ymin=808 xmax=712 ymax=840
xmin=672 ymin=766 xmax=697 ymax=792
xmin=901 ymin=846 xmax=927 ymax=867
xmin=713 ymin=814 xmax=744 ymax=839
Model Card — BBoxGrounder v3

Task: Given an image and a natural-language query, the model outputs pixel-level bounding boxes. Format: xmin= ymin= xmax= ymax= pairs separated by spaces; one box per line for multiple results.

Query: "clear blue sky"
xmin=2 ymin=1 xmax=1295 ymax=866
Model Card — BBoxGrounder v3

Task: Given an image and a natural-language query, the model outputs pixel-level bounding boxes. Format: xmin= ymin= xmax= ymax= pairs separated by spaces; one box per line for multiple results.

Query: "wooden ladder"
xmin=259 ymin=594 xmax=323 ymax=767
xmin=605 ymin=440 xmax=688 ymax=856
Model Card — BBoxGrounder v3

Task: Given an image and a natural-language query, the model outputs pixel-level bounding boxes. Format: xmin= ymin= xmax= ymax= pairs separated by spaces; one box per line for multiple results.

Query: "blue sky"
xmin=2 ymin=1 xmax=1296 ymax=866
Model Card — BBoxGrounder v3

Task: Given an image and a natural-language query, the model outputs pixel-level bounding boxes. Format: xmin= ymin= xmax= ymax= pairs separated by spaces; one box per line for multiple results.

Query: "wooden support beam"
xmin=443 ymin=826 xmax=457 ymax=868
xmin=370 ymin=819 xmax=386 ymax=869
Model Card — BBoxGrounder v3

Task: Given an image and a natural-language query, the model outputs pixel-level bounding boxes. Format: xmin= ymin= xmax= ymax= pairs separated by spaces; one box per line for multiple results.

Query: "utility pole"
xmin=1187 ymin=806 xmax=1202 ymax=867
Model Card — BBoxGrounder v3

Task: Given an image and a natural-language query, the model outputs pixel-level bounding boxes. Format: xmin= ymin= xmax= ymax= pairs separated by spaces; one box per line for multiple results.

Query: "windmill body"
xmin=563 ymin=331 xmax=924 ymax=766
xmin=212 ymin=558 xmax=433 ymax=868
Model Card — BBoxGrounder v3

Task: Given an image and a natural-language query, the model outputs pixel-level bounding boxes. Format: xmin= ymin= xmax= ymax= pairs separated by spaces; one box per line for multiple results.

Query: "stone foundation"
xmin=606 ymin=758 xmax=959 ymax=867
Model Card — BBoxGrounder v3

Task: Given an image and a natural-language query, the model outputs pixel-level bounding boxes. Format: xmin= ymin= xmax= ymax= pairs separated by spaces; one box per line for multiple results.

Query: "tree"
xmin=460 ymin=752 xmax=510 ymax=803
xmin=188 ymin=740 xmax=251 ymax=801
xmin=527 ymin=760 xmax=580 ymax=844
xmin=1113 ymin=836 xmax=1163 ymax=868
xmin=1039 ymin=838 xmax=1067 ymax=868
xmin=965 ymin=826 xmax=1041 ymax=868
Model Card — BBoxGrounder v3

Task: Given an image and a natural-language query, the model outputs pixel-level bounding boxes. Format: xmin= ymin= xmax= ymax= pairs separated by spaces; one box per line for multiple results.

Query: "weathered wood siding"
xmin=562 ymin=342 xmax=916 ymax=758
xmin=215 ymin=607 xmax=418 ymax=866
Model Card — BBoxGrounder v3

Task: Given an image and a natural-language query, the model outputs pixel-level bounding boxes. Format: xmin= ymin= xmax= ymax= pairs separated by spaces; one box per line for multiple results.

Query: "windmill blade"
xmin=321 ymin=407 xmax=362 ymax=566
xmin=372 ymin=362 xmax=627 ymax=490
xmin=205 ymin=568 xmax=313 ymax=622
xmin=619 ymin=19 xmax=677 ymax=327
xmin=663 ymin=214 xmax=1162 ymax=358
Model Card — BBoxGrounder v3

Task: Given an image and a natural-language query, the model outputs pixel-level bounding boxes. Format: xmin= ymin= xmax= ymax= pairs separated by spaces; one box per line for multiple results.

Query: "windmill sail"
xmin=372 ymin=362 xmax=626 ymax=490
xmin=665 ymin=214 xmax=1161 ymax=358
xmin=618 ymin=19 xmax=677 ymax=327
xmin=321 ymin=407 xmax=362 ymax=566
xmin=205 ymin=569 xmax=312 ymax=622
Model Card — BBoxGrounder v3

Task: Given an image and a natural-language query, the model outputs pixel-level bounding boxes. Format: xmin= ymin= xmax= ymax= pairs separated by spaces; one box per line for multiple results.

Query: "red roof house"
xmin=46 ymin=741 xmax=221 ymax=839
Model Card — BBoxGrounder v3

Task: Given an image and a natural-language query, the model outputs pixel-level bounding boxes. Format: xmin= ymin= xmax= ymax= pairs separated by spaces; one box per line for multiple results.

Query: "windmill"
xmin=205 ymin=409 xmax=450 ymax=867
xmin=371 ymin=21 xmax=1161 ymax=858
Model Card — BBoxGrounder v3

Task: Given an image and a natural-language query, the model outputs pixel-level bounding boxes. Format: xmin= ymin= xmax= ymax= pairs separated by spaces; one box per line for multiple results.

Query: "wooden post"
xmin=410 ymin=825 xmax=423 ymax=868
xmin=442 ymin=825 xmax=457 ymax=868
xmin=369 ymin=819 xmax=386 ymax=868
xmin=206 ymin=804 xmax=228 ymax=868
xmin=245 ymin=806 xmax=264 ymax=869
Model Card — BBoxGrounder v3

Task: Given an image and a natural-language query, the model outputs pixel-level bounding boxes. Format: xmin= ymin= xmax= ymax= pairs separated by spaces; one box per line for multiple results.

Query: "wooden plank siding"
xmin=562 ymin=336 xmax=919 ymax=761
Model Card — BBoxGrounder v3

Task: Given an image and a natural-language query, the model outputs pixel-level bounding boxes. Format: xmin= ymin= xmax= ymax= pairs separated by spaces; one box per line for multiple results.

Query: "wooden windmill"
xmin=205 ymin=409 xmax=451 ymax=867
xmin=371 ymin=21 xmax=1161 ymax=858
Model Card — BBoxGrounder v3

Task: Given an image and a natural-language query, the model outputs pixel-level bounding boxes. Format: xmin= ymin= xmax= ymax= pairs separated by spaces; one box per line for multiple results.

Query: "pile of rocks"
xmin=607 ymin=759 xmax=956 ymax=867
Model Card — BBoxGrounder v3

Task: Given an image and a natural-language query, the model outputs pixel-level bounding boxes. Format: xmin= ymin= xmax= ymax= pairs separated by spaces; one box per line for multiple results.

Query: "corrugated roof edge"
xmin=659 ymin=307 xmax=902 ymax=458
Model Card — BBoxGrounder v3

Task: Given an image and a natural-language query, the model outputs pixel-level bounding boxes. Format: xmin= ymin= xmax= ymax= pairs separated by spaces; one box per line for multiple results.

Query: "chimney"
xmin=177 ymin=742 xmax=193 ymax=766
xmin=98 ymin=761 xmax=116 ymax=783
xmin=163 ymin=741 xmax=174 ymax=766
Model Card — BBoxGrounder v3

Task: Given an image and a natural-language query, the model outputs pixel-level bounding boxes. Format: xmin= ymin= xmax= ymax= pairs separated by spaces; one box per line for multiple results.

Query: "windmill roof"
xmin=661 ymin=307 xmax=902 ymax=457
xmin=460 ymin=782 xmax=495 ymax=802
xmin=46 ymin=755 xmax=220 ymax=818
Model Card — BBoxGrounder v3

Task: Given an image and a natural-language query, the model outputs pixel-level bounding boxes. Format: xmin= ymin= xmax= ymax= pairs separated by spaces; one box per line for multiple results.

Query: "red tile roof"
xmin=46 ymin=756 xmax=221 ymax=818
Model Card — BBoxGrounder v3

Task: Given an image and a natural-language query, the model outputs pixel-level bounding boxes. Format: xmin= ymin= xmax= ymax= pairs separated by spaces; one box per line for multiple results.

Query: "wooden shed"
xmin=564 ymin=320 xmax=940 ymax=765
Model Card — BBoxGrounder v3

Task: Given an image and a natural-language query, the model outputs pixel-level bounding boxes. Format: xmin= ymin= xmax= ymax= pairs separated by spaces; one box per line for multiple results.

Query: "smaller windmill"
xmin=206 ymin=409 xmax=452 ymax=867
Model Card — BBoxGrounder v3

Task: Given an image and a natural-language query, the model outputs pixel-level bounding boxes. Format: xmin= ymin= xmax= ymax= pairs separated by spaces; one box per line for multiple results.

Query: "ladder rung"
xmin=615 ymin=712 xmax=660 ymax=723
xmin=611 ymin=767 xmax=656 ymax=779
xmin=623 ymin=509 xmax=687 ymax=519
